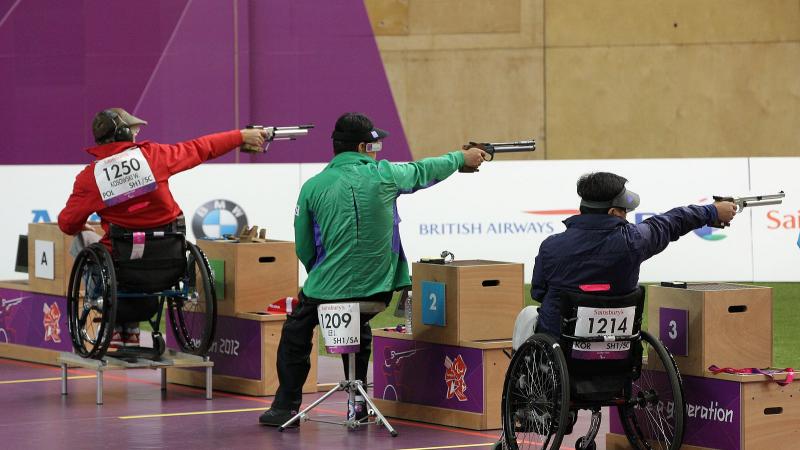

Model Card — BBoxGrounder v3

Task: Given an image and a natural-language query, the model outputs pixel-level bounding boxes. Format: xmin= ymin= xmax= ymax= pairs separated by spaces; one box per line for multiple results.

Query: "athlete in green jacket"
xmin=296 ymin=144 xmax=471 ymax=300
xmin=260 ymin=112 xmax=486 ymax=427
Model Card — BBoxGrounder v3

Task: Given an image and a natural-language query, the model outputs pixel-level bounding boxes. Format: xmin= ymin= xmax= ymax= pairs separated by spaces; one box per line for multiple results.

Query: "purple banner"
xmin=167 ymin=311 xmax=262 ymax=380
xmin=373 ymin=335 xmax=484 ymax=414
xmin=659 ymin=307 xmax=689 ymax=357
xmin=610 ymin=370 xmax=742 ymax=450
xmin=0 ymin=287 xmax=72 ymax=352
xmin=0 ymin=1 xmax=410 ymax=165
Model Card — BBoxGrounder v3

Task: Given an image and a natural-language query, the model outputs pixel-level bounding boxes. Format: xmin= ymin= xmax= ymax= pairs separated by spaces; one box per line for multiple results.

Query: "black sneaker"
xmin=259 ymin=408 xmax=299 ymax=427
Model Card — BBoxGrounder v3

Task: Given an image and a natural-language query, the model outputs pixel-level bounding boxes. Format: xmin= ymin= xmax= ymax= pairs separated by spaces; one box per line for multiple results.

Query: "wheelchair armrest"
xmin=562 ymin=332 xmax=640 ymax=343
xmin=118 ymin=231 xmax=185 ymax=239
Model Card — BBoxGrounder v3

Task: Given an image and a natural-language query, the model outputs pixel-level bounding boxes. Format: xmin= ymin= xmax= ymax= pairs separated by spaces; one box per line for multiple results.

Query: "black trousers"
xmin=272 ymin=290 xmax=392 ymax=411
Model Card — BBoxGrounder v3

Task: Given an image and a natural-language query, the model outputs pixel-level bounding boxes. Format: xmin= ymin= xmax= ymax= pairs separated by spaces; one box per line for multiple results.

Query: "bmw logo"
xmin=192 ymin=199 xmax=248 ymax=239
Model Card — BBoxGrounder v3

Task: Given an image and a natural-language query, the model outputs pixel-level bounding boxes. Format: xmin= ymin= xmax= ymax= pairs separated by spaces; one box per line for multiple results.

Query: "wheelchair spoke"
xmin=619 ymin=331 xmax=684 ymax=450
xmin=504 ymin=336 xmax=568 ymax=450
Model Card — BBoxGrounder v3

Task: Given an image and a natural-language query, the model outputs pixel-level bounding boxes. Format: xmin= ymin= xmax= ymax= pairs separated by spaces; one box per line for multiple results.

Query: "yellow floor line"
xmin=398 ymin=444 xmax=494 ymax=450
xmin=0 ymin=375 xmax=95 ymax=384
xmin=119 ymin=407 xmax=266 ymax=420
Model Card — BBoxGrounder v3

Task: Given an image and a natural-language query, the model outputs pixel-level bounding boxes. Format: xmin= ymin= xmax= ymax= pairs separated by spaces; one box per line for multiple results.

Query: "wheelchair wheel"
xmin=67 ymin=244 xmax=118 ymax=359
xmin=167 ymin=242 xmax=217 ymax=356
xmin=502 ymin=334 xmax=570 ymax=450
xmin=618 ymin=331 xmax=686 ymax=450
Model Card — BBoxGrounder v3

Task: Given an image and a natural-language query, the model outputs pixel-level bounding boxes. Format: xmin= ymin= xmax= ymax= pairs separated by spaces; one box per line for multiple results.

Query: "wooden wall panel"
xmin=547 ymin=0 xmax=800 ymax=47
xmin=408 ymin=0 xmax=521 ymax=35
xmin=367 ymin=0 xmax=542 ymax=51
xmin=367 ymin=0 xmax=800 ymax=160
xmin=399 ymin=49 xmax=544 ymax=160
xmin=546 ymin=43 xmax=800 ymax=159
xmin=364 ymin=0 xmax=409 ymax=36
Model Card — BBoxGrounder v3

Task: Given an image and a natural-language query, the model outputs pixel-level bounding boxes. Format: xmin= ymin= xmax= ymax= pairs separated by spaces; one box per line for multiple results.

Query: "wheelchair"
xmin=500 ymin=286 xmax=686 ymax=450
xmin=66 ymin=219 xmax=217 ymax=360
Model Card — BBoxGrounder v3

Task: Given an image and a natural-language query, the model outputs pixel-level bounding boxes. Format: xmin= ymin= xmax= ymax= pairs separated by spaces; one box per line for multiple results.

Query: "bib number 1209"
xmin=317 ymin=303 xmax=361 ymax=350
xmin=320 ymin=312 xmax=352 ymax=330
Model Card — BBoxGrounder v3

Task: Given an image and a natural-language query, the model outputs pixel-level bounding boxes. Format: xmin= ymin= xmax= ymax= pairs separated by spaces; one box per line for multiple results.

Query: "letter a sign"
xmin=35 ymin=240 xmax=55 ymax=280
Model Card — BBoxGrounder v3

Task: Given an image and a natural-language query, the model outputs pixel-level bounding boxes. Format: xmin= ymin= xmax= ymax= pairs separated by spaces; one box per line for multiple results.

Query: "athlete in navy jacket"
xmin=527 ymin=172 xmax=737 ymax=338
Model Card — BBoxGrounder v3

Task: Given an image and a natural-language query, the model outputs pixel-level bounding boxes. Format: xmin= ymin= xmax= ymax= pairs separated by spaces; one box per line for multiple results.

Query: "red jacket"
xmin=58 ymin=131 xmax=244 ymax=247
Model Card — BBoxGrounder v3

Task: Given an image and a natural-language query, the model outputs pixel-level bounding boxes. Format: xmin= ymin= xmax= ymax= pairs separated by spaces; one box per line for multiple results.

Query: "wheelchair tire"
xmin=502 ymin=334 xmax=571 ymax=450
xmin=167 ymin=242 xmax=217 ymax=356
xmin=618 ymin=330 xmax=686 ymax=450
xmin=67 ymin=244 xmax=118 ymax=360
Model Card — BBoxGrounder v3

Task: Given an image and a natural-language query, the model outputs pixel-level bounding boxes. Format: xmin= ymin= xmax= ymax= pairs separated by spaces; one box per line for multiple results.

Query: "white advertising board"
xmin=0 ymin=158 xmax=796 ymax=285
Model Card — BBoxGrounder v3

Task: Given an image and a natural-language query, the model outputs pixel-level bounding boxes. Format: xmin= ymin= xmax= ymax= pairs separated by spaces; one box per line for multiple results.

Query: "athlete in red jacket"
xmin=58 ymin=108 xmax=267 ymax=245
xmin=58 ymin=108 xmax=268 ymax=347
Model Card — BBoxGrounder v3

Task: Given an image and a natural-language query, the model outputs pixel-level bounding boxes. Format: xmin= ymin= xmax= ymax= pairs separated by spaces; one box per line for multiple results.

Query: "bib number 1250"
xmin=101 ymin=158 xmax=141 ymax=181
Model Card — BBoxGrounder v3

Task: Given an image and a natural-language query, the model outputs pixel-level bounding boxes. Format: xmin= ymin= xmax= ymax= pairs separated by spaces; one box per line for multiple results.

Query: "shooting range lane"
xmin=0 ymin=355 xmax=605 ymax=449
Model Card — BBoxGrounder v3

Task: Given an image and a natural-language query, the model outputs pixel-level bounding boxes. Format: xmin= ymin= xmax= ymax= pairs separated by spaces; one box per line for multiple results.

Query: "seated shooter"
xmin=498 ymin=171 xmax=737 ymax=445
xmin=514 ymin=171 xmax=737 ymax=344
xmin=58 ymin=108 xmax=267 ymax=348
xmin=259 ymin=112 xmax=486 ymax=426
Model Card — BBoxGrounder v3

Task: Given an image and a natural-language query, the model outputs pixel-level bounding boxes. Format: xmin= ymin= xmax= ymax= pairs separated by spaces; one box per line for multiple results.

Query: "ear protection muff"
xmin=97 ymin=109 xmax=133 ymax=143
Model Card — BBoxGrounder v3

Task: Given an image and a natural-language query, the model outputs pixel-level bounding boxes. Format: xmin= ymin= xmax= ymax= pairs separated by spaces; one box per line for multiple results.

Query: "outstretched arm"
xmin=382 ymin=148 xmax=484 ymax=193
xmin=150 ymin=129 xmax=265 ymax=176
xmin=634 ymin=202 xmax=735 ymax=260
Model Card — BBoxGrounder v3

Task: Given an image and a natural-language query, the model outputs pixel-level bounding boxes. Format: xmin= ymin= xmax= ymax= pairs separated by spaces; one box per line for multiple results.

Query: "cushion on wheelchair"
xmin=110 ymin=223 xmax=187 ymax=293
xmin=558 ymin=286 xmax=645 ymax=401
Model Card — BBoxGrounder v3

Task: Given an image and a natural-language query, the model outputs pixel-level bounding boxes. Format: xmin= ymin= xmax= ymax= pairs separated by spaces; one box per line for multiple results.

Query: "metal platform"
xmin=59 ymin=349 xmax=214 ymax=405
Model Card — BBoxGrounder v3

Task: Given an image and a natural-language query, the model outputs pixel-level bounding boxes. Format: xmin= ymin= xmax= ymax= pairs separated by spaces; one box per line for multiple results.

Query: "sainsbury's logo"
xmin=766 ymin=210 xmax=800 ymax=229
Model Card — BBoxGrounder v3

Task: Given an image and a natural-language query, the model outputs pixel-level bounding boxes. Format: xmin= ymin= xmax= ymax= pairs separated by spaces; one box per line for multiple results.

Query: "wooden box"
xmin=166 ymin=312 xmax=318 ymax=396
xmin=27 ymin=223 xmax=79 ymax=296
xmin=647 ymin=283 xmax=772 ymax=377
xmin=196 ymin=240 xmax=298 ymax=317
xmin=371 ymin=329 xmax=512 ymax=430
xmin=411 ymin=260 xmax=524 ymax=346
xmin=607 ymin=370 xmax=799 ymax=450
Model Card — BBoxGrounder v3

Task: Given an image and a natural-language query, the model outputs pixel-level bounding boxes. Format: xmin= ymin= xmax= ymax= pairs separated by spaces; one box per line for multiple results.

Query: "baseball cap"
xmin=330 ymin=112 xmax=389 ymax=143
xmin=92 ymin=108 xmax=148 ymax=142
xmin=580 ymin=187 xmax=641 ymax=212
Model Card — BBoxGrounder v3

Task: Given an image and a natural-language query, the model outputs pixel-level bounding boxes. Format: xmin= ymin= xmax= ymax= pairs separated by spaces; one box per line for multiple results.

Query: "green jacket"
xmin=295 ymin=150 xmax=466 ymax=300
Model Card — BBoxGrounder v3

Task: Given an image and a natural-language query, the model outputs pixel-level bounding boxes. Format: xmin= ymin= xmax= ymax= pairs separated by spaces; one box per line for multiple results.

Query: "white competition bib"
xmin=94 ymin=147 xmax=157 ymax=206
xmin=317 ymin=302 xmax=360 ymax=354
xmin=572 ymin=306 xmax=636 ymax=358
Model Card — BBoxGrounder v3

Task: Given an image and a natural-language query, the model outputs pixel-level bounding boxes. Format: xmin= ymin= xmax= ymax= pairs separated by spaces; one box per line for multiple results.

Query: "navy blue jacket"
xmin=532 ymin=205 xmax=718 ymax=336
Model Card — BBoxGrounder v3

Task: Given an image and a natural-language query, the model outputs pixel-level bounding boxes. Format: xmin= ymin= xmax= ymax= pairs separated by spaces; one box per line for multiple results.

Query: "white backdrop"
xmin=0 ymin=158 xmax=795 ymax=283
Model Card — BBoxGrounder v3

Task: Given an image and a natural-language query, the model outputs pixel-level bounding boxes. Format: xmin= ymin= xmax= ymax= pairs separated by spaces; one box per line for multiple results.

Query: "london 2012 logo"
xmin=192 ymin=199 xmax=248 ymax=239
xmin=444 ymin=354 xmax=468 ymax=401
xmin=43 ymin=302 xmax=62 ymax=343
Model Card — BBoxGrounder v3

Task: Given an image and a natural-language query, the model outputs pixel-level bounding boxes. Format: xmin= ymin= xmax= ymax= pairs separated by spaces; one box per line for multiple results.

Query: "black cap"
xmin=330 ymin=112 xmax=389 ymax=143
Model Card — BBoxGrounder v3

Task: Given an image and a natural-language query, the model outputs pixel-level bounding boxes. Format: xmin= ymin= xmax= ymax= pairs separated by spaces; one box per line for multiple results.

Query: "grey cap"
xmin=580 ymin=187 xmax=641 ymax=212
xmin=92 ymin=108 xmax=148 ymax=143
